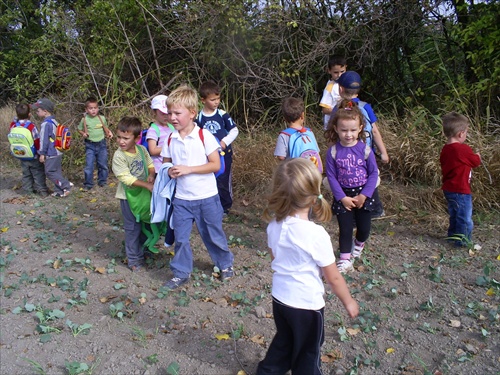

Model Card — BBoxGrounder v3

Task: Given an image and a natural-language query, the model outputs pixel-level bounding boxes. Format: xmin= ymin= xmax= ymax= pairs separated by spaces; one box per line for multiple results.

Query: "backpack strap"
xmin=135 ymin=145 xmax=148 ymax=179
xmin=330 ymin=143 xmax=371 ymax=160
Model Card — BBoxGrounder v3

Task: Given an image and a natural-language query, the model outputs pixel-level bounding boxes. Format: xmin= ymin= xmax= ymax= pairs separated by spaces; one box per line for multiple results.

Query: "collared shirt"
xmin=160 ymin=125 xmax=219 ymax=201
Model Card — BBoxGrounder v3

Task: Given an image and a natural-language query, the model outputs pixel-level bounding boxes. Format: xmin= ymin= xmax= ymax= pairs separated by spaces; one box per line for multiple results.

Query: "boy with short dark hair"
xmin=77 ymin=97 xmax=113 ymax=190
xmin=161 ymin=85 xmax=234 ymax=289
xmin=32 ymin=98 xmax=73 ymax=197
xmin=335 ymin=71 xmax=388 ymax=217
xmin=319 ymin=55 xmax=347 ymax=129
xmin=8 ymin=103 xmax=48 ymax=197
xmin=274 ymin=97 xmax=323 ymax=171
xmin=440 ymin=112 xmax=481 ymax=247
xmin=112 ymin=116 xmax=155 ymax=272
xmin=196 ymin=81 xmax=239 ymax=214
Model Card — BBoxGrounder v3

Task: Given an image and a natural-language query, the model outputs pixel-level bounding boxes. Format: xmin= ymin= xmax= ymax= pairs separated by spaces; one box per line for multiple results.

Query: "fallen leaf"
xmin=473 ymin=244 xmax=482 ymax=251
xmin=346 ymin=327 xmax=360 ymax=336
xmin=109 ymin=182 xmax=116 ymax=187
xmin=1 ymin=227 xmax=8 ymax=232
xmin=83 ymin=214 xmax=91 ymax=218
xmin=321 ymin=349 xmax=342 ymax=363
xmin=104 ymin=238 xmax=110 ymax=243
xmin=242 ymin=199 xmax=249 ymax=206
xmin=250 ymin=334 xmax=265 ymax=345
xmin=215 ymin=333 xmax=230 ymax=340
xmin=139 ymin=297 xmax=146 ymax=304
xmin=497 ymin=254 xmax=500 ymax=261
xmin=95 ymin=267 xmax=106 ymax=274
xmin=20 ymin=238 xmax=28 ymax=243
xmin=449 ymin=320 xmax=461 ymax=328
xmin=99 ymin=295 xmax=117 ymax=303
xmin=386 ymin=347 xmax=395 ymax=354
xmin=486 ymin=288 xmax=495 ymax=296
xmin=53 ymin=259 xmax=62 ymax=269
xmin=468 ymin=249 xmax=475 ymax=256
xmin=387 ymin=231 xmax=395 ymax=236
xmin=237 ymin=371 xmax=247 ymax=375
xmin=86 ymin=355 xmax=95 ymax=362
xmin=90 ymin=198 xmax=97 ymax=203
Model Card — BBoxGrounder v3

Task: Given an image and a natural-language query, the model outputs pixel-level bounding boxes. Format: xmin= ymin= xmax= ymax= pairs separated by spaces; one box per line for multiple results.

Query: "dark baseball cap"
xmin=32 ymin=98 xmax=55 ymax=113
xmin=337 ymin=71 xmax=362 ymax=89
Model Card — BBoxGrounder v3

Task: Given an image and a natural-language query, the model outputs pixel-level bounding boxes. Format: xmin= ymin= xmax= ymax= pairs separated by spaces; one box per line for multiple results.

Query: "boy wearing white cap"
xmin=147 ymin=95 xmax=174 ymax=173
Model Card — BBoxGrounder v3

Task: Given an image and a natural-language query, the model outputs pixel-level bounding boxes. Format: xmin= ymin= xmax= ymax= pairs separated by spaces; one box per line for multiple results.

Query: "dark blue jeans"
xmin=444 ymin=191 xmax=473 ymax=246
xmin=84 ymin=139 xmax=108 ymax=188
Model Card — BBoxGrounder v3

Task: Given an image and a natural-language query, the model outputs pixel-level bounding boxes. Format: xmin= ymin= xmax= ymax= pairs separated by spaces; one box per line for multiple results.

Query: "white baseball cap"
xmin=151 ymin=95 xmax=168 ymax=114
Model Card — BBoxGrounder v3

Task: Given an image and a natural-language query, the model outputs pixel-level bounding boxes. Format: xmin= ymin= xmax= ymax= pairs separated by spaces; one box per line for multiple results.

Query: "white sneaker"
xmin=352 ymin=241 xmax=365 ymax=258
xmin=337 ymin=259 xmax=353 ymax=273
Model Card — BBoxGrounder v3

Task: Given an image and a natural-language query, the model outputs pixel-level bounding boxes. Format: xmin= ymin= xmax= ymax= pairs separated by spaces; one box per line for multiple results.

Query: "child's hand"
xmin=169 ymin=165 xmax=191 ymax=178
xmin=39 ymin=155 xmax=45 ymax=163
xmin=340 ymin=197 xmax=357 ymax=211
xmin=106 ymin=130 xmax=113 ymax=139
xmin=145 ymin=182 xmax=154 ymax=192
xmin=344 ymin=297 xmax=359 ymax=318
xmin=147 ymin=175 xmax=155 ymax=184
xmin=380 ymin=153 xmax=390 ymax=163
xmin=220 ymin=141 xmax=227 ymax=150
xmin=82 ymin=132 xmax=89 ymax=138
xmin=353 ymin=194 xmax=367 ymax=209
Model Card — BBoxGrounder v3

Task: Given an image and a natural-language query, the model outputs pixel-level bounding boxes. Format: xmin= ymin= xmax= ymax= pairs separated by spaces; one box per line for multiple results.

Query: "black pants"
xmin=371 ymin=187 xmax=384 ymax=217
xmin=337 ymin=207 xmax=371 ymax=255
xmin=216 ymin=152 xmax=233 ymax=212
xmin=257 ymin=298 xmax=325 ymax=375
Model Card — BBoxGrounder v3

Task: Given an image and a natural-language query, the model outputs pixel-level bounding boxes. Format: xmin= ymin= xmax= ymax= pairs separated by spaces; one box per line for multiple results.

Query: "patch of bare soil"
xmin=0 ymin=167 xmax=499 ymax=375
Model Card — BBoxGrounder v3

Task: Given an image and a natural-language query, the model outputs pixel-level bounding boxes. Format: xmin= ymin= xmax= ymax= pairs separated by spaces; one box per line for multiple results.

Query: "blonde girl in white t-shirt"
xmin=257 ymin=158 xmax=359 ymax=375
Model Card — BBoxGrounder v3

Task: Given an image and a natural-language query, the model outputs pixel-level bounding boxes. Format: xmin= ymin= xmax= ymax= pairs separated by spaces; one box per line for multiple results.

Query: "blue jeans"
xmin=84 ymin=139 xmax=108 ymax=188
xmin=444 ymin=191 xmax=473 ymax=246
xmin=171 ymin=195 xmax=233 ymax=279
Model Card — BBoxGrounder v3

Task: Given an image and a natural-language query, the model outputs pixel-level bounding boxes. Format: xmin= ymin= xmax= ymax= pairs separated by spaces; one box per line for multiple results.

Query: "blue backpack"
xmin=280 ymin=127 xmax=323 ymax=173
xmin=137 ymin=122 xmax=160 ymax=153
xmin=357 ymin=101 xmax=375 ymax=151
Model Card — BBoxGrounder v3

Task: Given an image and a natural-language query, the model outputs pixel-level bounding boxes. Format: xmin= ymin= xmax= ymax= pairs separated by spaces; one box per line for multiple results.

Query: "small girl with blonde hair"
xmin=257 ymin=158 xmax=359 ymax=375
xmin=325 ymin=99 xmax=379 ymax=273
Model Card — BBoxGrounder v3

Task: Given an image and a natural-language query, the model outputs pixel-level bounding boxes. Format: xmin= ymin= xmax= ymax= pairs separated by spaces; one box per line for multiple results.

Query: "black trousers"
xmin=216 ymin=152 xmax=233 ymax=212
xmin=257 ymin=297 xmax=325 ymax=375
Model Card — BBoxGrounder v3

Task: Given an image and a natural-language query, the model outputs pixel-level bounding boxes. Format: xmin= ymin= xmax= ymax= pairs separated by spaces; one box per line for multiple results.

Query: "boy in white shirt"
xmin=161 ymin=85 xmax=234 ymax=289
xmin=319 ymin=55 xmax=347 ymax=129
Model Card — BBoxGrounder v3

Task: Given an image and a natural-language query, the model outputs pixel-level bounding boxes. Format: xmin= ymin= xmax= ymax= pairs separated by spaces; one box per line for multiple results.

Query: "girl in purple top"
xmin=325 ymin=100 xmax=379 ymax=273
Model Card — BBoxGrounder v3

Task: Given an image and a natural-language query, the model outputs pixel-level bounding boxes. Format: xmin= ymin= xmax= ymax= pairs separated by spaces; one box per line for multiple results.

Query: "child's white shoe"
xmin=337 ymin=259 xmax=353 ymax=273
xmin=352 ymin=240 xmax=365 ymax=259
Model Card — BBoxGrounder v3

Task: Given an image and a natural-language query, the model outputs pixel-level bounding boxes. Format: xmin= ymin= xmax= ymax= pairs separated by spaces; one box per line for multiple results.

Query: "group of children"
xmin=110 ymin=83 xmax=238 ymax=288
xmin=260 ymin=57 xmax=481 ymax=373
xmin=8 ymin=58 xmax=481 ymax=373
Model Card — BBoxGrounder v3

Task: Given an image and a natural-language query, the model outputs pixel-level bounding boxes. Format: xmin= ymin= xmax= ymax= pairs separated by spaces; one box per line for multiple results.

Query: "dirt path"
xmin=0 ymin=167 xmax=498 ymax=375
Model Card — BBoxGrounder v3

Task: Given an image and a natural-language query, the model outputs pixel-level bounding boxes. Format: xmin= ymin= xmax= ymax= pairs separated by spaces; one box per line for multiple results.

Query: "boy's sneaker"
xmin=52 ymin=190 xmax=70 ymax=198
xmin=336 ymin=259 xmax=353 ymax=273
xmin=352 ymin=241 xmax=365 ymax=259
xmin=163 ymin=277 xmax=189 ymax=290
xmin=220 ymin=267 xmax=234 ymax=281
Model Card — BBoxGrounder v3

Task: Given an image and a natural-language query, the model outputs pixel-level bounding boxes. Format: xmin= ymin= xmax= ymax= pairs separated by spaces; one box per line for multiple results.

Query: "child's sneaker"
xmin=352 ymin=240 xmax=365 ymax=259
xmin=336 ymin=259 xmax=353 ymax=273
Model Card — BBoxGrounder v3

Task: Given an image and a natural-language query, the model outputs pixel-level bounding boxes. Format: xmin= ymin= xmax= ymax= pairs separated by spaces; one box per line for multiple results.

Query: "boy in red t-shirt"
xmin=440 ymin=112 xmax=481 ymax=247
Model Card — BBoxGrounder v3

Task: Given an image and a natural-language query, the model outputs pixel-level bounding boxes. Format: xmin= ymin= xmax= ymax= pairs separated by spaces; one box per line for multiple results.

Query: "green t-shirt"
xmin=78 ymin=114 xmax=108 ymax=142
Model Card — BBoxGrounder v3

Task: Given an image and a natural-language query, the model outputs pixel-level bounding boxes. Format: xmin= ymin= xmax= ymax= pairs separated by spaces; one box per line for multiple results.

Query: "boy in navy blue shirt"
xmin=196 ymin=81 xmax=239 ymax=215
